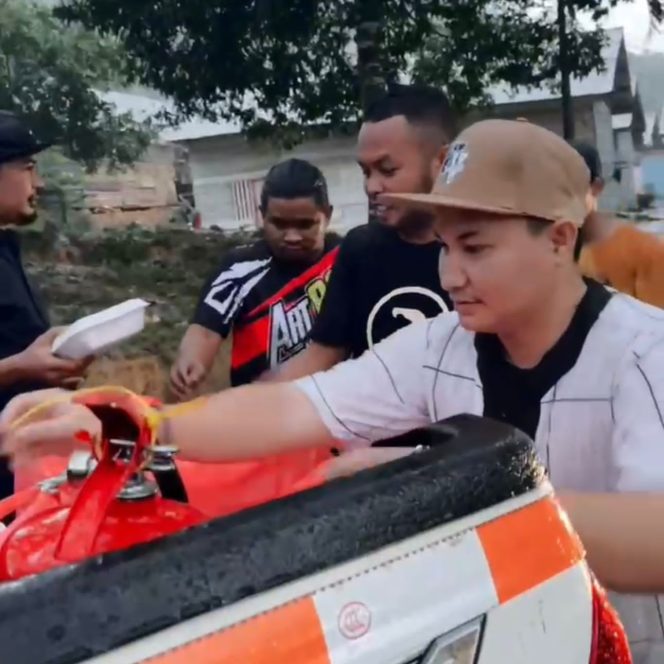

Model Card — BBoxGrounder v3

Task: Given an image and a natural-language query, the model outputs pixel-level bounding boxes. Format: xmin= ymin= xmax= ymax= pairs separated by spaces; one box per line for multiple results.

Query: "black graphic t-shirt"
xmin=193 ymin=237 xmax=340 ymax=386
xmin=311 ymin=224 xmax=453 ymax=358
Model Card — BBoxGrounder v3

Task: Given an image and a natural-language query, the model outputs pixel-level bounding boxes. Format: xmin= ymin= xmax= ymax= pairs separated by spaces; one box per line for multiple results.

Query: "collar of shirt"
xmin=474 ymin=279 xmax=612 ymax=438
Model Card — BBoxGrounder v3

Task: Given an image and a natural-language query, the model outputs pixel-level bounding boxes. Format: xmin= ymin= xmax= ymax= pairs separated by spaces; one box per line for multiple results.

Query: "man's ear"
xmin=549 ymin=220 xmax=579 ymax=259
xmin=591 ymin=177 xmax=605 ymax=197
xmin=431 ymin=144 xmax=448 ymax=182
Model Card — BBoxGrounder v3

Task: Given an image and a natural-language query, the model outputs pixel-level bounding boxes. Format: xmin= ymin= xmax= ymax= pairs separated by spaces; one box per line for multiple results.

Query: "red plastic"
xmin=0 ymin=485 xmax=202 ymax=581
xmin=1 ymin=389 xmax=331 ymax=581
xmin=175 ymin=448 xmax=330 ymax=519
xmin=589 ymin=578 xmax=632 ymax=664
xmin=14 ymin=448 xmax=331 ymax=521
xmin=0 ymin=393 xmax=206 ymax=582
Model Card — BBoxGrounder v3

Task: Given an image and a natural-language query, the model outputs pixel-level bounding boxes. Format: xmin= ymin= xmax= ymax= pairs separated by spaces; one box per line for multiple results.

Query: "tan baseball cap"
xmin=382 ymin=119 xmax=590 ymax=227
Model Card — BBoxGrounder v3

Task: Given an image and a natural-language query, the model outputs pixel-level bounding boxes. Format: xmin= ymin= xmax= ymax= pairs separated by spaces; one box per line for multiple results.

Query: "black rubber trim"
xmin=0 ymin=414 xmax=544 ymax=664
xmin=153 ymin=467 xmax=189 ymax=504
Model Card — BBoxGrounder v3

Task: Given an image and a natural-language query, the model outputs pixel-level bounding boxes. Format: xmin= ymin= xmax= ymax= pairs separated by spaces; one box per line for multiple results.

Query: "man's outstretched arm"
xmin=0 ymin=382 xmax=336 ymax=464
xmin=1 ymin=322 xmax=431 ymax=465
xmin=161 ymin=382 xmax=333 ymax=461
xmin=260 ymin=341 xmax=347 ymax=383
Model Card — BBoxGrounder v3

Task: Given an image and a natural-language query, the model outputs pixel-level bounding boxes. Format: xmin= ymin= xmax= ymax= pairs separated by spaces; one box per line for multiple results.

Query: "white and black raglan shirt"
xmin=295 ymin=280 xmax=664 ymax=663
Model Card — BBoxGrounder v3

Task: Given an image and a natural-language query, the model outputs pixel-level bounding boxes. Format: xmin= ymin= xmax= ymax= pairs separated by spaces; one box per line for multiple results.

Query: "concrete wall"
xmin=640 ymin=151 xmax=664 ymax=198
xmin=593 ymin=101 xmax=638 ymax=210
xmin=181 ymin=134 xmax=367 ymax=232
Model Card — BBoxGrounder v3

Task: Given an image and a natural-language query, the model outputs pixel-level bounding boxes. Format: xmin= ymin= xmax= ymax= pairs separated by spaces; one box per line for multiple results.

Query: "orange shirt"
xmin=579 ymin=225 xmax=664 ymax=308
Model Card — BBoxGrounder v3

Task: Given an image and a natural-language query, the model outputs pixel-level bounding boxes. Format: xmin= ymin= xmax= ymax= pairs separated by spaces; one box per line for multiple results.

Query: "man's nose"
xmin=33 ymin=172 xmax=44 ymax=192
xmin=284 ymin=229 xmax=303 ymax=243
xmin=365 ymin=173 xmax=384 ymax=197
xmin=439 ymin=250 xmax=468 ymax=292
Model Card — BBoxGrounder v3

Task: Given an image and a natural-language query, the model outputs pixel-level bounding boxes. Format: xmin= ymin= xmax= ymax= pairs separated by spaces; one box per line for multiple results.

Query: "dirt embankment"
xmin=23 ymin=225 xmax=255 ymax=400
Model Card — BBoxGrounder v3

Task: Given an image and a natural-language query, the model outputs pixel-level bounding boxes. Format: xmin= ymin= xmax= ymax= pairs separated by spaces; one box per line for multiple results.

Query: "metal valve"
xmin=59 ymin=437 xmax=185 ymax=503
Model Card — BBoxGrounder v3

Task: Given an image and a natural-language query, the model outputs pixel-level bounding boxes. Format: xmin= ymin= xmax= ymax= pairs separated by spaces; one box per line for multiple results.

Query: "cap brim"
xmin=0 ymin=142 xmax=54 ymax=165
xmin=380 ymin=191 xmax=524 ymax=219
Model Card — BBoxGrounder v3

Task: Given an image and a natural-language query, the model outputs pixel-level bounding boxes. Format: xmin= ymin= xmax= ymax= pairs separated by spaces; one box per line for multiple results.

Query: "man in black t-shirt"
xmin=264 ymin=85 xmax=455 ymax=378
xmin=170 ymin=159 xmax=340 ymax=397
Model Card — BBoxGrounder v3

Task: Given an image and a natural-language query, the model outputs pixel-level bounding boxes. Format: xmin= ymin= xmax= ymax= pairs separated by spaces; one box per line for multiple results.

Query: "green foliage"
xmin=0 ymin=0 xmax=153 ymax=171
xmin=57 ymin=0 xmax=635 ymax=141
xmin=414 ymin=7 xmax=607 ymax=114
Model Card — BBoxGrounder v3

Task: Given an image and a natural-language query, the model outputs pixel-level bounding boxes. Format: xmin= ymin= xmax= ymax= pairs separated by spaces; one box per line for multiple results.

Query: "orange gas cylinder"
xmin=0 ymin=391 xmax=206 ymax=582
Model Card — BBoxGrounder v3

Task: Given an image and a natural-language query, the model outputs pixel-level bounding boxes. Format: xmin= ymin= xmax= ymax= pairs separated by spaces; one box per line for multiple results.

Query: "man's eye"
xmin=464 ymin=245 xmax=488 ymax=255
xmin=380 ymin=167 xmax=398 ymax=177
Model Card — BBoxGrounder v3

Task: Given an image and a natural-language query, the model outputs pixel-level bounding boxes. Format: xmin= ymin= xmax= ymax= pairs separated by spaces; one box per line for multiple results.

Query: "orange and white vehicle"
xmin=0 ymin=400 xmax=629 ymax=664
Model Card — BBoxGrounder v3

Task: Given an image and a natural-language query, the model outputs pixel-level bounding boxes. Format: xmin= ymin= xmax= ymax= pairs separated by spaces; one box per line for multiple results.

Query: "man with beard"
xmin=263 ymin=84 xmax=455 ymax=380
xmin=0 ymin=112 xmax=89 ymax=498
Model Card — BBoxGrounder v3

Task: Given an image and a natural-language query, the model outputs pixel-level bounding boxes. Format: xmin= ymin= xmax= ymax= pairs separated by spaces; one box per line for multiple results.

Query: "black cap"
xmin=569 ymin=140 xmax=602 ymax=183
xmin=0 ymin=111 xmax=52 ymax=165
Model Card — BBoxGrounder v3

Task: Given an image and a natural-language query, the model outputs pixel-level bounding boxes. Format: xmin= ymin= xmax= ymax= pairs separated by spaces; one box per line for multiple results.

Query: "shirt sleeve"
xmin=294 ymin=320 xmax=431 ymax=447
xmin=191 ymin=253 xmax=267 ymax=338
xmin=308 ymin=234 xmax=356 ymax=350
xmin=611 ymin=335 xmax=664 ymax=492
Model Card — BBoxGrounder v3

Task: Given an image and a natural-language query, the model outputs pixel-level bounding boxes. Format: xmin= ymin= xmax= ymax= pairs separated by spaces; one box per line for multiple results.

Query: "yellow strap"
xmin=9 ymin=385 xmax=209 ymax=450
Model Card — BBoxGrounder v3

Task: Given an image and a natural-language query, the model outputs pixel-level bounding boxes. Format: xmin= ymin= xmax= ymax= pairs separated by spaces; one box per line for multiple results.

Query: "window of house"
xmin=232 ymin=177 xmax=264 ymax=227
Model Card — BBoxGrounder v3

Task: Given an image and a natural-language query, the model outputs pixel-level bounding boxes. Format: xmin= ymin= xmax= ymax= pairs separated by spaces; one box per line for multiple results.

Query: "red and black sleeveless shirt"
xmin=192 ymin=237 xmax=340 ymax=386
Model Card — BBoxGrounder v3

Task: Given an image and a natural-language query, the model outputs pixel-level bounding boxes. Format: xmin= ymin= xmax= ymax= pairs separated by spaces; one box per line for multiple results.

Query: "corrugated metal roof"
xmin=488 ymin=28 xmax=624 ymax=105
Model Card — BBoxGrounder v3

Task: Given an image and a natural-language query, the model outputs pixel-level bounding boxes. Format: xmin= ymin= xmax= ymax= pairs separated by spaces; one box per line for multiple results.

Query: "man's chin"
xmin=11 ymin=211 xmax=38 ymax=227
xmin=457 ymin=312 xmax=495 ymax=334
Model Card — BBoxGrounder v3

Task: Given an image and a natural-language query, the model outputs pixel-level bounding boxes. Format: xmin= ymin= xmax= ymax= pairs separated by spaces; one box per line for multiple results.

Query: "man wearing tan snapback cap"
xmin=2 ymin=120 xmax=664 ymax=661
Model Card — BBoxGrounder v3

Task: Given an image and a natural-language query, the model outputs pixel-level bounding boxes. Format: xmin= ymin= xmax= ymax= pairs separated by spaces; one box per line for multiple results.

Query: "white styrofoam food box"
xmin=52 ymin=299 xmax=151 ymax=360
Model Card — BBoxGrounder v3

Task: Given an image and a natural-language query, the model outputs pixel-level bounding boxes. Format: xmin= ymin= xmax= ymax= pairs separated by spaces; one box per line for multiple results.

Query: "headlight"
xmin=419 ymin=617 xmax=484 ymax=664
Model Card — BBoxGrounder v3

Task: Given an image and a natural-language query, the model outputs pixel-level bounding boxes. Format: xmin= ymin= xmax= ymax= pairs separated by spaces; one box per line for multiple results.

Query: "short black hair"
xmin=363 ymin=83 xmax=458 ymax=143
xmin=260 ymin=158 xmax=330 ymax=213
xmin=570 ymin=140 xmax=602 ymax=184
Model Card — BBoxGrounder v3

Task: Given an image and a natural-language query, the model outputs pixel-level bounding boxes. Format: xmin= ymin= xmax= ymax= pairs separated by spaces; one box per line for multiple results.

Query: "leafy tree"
xmin=56 ymin=0 xmax=649 ymax=144
xmin=0 ymin=0 xmax=152 ymax=171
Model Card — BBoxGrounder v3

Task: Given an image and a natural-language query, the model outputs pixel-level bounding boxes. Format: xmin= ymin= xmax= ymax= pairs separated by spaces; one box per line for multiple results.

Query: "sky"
xmin=588 ymin=0 xmax=664 ymax=52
